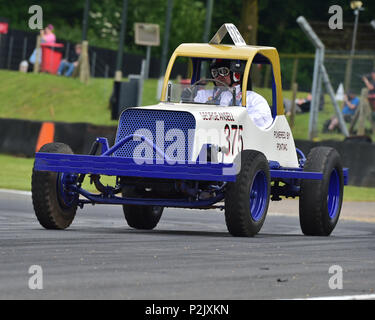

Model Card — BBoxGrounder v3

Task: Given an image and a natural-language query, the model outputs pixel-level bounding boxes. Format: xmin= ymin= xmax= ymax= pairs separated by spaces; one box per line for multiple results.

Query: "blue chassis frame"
xmin=34 ymin=136 xmax=349 ymax=209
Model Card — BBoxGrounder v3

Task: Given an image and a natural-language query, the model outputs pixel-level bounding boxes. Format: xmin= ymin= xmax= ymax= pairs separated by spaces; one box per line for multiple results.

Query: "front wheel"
xmin=31 ymin=142 xmax=78 ymax=229
xmin=225 ymin=150 xmax=270 ymax=237
xmin=122 ymin=186 xmax=163 ymax=230
xmin=299 ymin=147 xmax=344 ymax=236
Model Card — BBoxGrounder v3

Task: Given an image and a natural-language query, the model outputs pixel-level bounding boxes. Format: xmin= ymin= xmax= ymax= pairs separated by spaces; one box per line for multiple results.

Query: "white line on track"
xmin=0 ymin=189 xmax=31 ymax=196
xmin=293 ymin=293 xmax=375 ymax=300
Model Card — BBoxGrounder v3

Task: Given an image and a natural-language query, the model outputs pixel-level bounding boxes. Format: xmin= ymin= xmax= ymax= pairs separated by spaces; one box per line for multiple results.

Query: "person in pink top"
xmin=40 ymin=24 xmax=56 ymax=43
xmin=29 ymin=24 xmax=56 ymax=66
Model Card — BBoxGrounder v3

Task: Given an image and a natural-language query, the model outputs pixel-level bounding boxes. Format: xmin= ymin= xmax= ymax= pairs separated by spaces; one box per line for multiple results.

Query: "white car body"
xmin=139 ymin=103 xmax=299 ymax=168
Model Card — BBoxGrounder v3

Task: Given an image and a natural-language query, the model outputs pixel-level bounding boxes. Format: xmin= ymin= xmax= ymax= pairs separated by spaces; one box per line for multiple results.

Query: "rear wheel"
xmin=225 ymin=150 xmax=270 ymax=237
xmin=299 ymin=147 xmax=344 ymax=236
xmin=31 ymin=142 xmax=78 ymax=229
xmin=122 ymin=186 xmax=163 ymax=230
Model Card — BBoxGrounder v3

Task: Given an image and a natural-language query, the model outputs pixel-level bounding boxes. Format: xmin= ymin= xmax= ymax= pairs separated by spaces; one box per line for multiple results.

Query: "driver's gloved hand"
xmin=181 ymin=87 xmax=194 ymax=102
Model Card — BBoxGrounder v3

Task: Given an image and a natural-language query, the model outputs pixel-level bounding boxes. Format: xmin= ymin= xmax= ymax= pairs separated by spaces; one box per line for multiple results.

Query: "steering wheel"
xmin=181 ymin=78 xmax=234 ymax=104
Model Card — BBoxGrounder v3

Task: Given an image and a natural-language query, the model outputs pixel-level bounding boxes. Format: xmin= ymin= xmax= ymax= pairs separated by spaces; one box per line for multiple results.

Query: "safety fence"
xmin=277 ymin=52 xmax=375 ymax=94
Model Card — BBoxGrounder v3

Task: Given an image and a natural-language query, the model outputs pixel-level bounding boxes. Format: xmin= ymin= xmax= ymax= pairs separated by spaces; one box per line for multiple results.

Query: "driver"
xmin=194 ymin=59 xmax=273 ymax=129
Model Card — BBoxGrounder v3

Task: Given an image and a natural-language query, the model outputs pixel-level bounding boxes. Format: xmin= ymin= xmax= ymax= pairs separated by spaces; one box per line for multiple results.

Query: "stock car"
xmin=32 ymin=24 xmax=347 ymax=237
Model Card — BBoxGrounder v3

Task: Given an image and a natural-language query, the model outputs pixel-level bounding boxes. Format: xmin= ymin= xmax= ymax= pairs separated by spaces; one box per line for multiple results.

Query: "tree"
xmin=239 ymin=0 xmax=258 ymax=45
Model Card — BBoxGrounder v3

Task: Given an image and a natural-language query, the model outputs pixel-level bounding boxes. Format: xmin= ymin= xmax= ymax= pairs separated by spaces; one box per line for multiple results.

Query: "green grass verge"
xmin=0 ymin=70 xmax=160 ymax=126
xmin=0 ymin=154 xmax=373 ymax=202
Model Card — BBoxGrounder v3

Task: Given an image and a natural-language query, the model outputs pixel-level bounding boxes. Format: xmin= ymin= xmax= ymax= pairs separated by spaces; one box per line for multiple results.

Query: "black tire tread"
xmin=299 ymin=146 xmax=343 ymax=236
xmin=122 ymin=187 xmax=163 ymax=230
xmin=32 ymin=143 xmax=77 ymax=230
xmin=225 ymin=150 xmax=270 ymax=237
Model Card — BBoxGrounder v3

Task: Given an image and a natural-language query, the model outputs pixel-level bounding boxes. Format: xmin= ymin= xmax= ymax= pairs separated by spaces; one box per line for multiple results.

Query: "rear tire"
xmin=225 ymin=150 xmax=270 ymax=237
xmin=299 ymin=147 xmax=344 ymax=236
xmin=32 ymin=142 xmax=78 ymax=230
xmin=122 ymin=186 xmax=163 ymax=230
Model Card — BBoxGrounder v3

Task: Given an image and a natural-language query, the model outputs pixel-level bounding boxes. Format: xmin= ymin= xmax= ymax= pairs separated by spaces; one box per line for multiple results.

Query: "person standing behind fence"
xmin=362 ymin=70 xmax=375 ymax=120
xmin=40 ymin=24 xmax=56 ymax=43
xmin=57 ymin=44 xmax=81 ymax=77
xmin=29 ymin=24 xmax=56 ymax=66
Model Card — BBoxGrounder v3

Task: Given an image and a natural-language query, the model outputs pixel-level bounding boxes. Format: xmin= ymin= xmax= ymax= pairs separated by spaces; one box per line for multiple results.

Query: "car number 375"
xmin=224 ymin=124 xmax=244 ymax=156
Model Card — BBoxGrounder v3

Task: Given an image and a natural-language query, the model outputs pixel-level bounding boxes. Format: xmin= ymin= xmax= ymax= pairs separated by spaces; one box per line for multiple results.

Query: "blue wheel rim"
xmin=327 ymin=168 xmax=341 ymax=219
xmin=249 ymin=170 xmax=268 ymax=221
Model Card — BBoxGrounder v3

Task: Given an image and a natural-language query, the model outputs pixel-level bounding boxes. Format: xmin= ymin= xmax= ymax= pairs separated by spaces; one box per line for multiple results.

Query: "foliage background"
xmin=1 ymin=0 xmax=375 ymax=91
xmin=2 ymin=0 xmax=375 ymax=56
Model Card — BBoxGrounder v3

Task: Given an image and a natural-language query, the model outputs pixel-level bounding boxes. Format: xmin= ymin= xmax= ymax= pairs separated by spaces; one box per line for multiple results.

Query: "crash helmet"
xmin=210 ymin=59 xmax=241 ymax=85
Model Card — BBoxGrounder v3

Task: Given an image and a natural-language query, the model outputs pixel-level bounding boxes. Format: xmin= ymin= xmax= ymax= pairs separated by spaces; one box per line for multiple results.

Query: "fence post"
xmin=349 ymin=106 xmax=360 ymax=134
xmin=22 ymin=37 xmax=28 ymax=61
xmin=7 ymin=36 xmax=13 ymax=69
xmin=65 ymin=42 xmax=70 ymax=60
xmin=79 ymin=40 xmax=90 ymax=84
xmin=357 ymin=88 xmax=369 ymax=136
xmin=91 ymin=51 xmax=96 ymax=77
xmin=33 ymin=35 xmax=41 ymax=73
xmin=289 ymin=82 xmax=298 ymax=128
xmin=290 ymin=58 xmax=299 ymax=91
xmin=344 ymin=58 xmax=352 ymax=94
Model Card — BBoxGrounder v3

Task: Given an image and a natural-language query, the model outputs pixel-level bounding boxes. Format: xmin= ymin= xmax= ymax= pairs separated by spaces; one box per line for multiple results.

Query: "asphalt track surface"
xmin=0 ymin=189 xmax=374 ymax=300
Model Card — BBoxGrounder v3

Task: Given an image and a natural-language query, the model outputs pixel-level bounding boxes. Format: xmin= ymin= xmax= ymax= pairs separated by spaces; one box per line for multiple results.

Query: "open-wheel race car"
xmin=32 ymin=24 xmax=348 ymax=237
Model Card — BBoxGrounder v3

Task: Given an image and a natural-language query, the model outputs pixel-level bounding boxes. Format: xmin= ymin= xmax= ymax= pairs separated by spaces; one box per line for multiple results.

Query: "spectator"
xmin=324 ymin=93 xmax=359 ymax=132
xmin=283 ymin=93 xmax=311 ymax=116
xmin=29 ymin=24 xmax=56 ymax=66
xmin=57 ymin=44 xmax=82 ymax=77
xmin=283 ymin=98 xmax=301 ymax=116
xmin=40 ymin=24 xmax=56 ymax=44
xmin=362 ymin=70 xmax=375 ymax=120
xmin=296 ymin=93 xmax=312 ymax=113
xmin=284 ymin=93 xmax=325 ymax=116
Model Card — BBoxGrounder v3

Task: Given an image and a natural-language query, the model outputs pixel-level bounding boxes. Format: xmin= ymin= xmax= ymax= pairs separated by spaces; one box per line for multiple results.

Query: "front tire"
xmin=225 ymin=150 xmax=270 ymax=237
xmin=122 ymin=186 xmax=163 ymax=230
xmin=299 ymin=147 xmax=344 ymax=236
xmin=32 ymin=142 xmax=78 ymax=230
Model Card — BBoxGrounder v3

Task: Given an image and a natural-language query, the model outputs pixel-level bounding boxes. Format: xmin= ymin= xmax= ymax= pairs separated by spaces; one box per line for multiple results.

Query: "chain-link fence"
xmin=258 ymin=51 xmax=375 ymax=96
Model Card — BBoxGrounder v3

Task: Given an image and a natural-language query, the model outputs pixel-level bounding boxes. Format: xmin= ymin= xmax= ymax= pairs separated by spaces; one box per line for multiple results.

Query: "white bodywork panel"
xmin=137 ymin=103 xmax=299 ymax=168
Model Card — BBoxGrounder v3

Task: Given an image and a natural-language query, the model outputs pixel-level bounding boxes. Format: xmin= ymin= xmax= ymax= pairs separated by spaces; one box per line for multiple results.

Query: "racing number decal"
xmin=224 ymin=124 xmax=231 ymax=156
xmin=238 ymin=125 xmax=244 ymax=152
xmin=224 ymin=124 xmax=243 ymax=156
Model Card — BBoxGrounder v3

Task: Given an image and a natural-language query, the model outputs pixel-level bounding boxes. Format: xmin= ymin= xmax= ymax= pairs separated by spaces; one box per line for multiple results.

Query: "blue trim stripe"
xmin=270 ymin=170 xmax=323 ymax=180
xmin=34 ymin=153 xmax=237 ymax=182
xmin=34 ymin=153 xmax=330 ymax=182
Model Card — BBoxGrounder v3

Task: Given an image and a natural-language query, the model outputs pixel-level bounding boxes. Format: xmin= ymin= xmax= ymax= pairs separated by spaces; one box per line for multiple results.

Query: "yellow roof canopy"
xmin=174 ymin=43 xmax=277 ymax=60
xmin=162 ymin=43 xmax=284 ymax=115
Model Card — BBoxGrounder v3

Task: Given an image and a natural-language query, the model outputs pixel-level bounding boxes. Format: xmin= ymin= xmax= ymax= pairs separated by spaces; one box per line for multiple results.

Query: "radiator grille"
xmin=114 ymin=109 xmax=196 ymax=162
